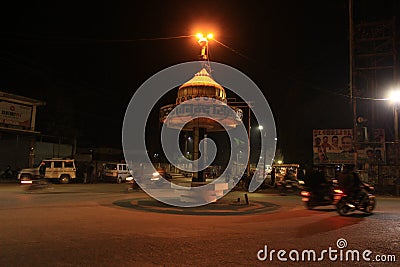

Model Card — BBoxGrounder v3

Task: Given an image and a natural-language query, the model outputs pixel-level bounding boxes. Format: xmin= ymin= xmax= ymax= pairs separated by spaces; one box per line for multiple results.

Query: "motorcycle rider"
xmin=304 ymin=169 xmax=332 ymax=200
xmin=337 ymin=165 xmax=367 ymax=206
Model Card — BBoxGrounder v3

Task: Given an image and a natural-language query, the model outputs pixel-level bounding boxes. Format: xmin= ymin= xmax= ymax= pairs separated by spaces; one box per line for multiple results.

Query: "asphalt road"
xmin=0 ymin=183 xmax=398 ymax=266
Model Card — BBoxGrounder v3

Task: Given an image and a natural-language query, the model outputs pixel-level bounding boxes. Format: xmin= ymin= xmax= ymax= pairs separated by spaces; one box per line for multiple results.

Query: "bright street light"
xmin=195 ymin=32 xmax=213 ymax=41
xmin=195 ymin=32 xmax=213 ymax=60
xmin=388 ymin=90 xmax=400 ymax=103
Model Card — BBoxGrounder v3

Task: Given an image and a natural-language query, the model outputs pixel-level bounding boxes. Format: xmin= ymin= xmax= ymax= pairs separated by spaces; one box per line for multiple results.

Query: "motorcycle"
xmin=300 ymin=183 xmax=335 ymax=209
xmin=23 ymin=179 xmax=51 ymax=191
xmin=125 ymin=175 xmax=138 ymax=191
xmin=0 ymin=168 xmax=14 ymax=179
xmin=333 ymin=183 xmax=376 ymax=216
xmin=276 ymin=179 xmax=299 ymax=195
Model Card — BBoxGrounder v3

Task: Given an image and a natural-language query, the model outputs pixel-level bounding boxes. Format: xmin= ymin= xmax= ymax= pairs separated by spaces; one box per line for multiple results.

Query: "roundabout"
xmin=113 ymin=195 xmax=280 ymax=216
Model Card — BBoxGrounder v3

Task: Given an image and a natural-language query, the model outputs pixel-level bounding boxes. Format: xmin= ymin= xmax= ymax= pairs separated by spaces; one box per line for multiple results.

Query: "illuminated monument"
xmin=160 ymin=34 xmax=243 ymax=182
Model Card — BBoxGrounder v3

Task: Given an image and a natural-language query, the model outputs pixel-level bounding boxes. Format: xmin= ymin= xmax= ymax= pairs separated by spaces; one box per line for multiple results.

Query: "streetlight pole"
xmin=390 ymin=88 xmax=400 ymax=196
xmin=394 ymin=103 xmax=399 ymax=196
xmin=394 ymin=104 xmax=399 ymax=166
xmin=389 ymin=90 xmax=400 ymax=166
xmin=349 ymin=0 xmax=358 ymax=168
xmin=258 ymin=126 xmax=266 ymax=179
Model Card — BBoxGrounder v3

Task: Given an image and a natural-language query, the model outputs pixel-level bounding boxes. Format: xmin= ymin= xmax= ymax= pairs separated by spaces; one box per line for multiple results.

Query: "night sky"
xmin=0 ymin=0 xmax=399 ymax=165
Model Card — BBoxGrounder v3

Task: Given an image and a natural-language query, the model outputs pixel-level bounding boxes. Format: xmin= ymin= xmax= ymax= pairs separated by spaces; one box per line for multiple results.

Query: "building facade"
xmin=0 ymin=91 xmax=45 ymax=173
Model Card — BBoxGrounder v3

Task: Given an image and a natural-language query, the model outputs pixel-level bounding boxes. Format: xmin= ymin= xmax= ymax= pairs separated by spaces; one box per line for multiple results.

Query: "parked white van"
xmin=102 ymin=162 xmax=131 ymax=183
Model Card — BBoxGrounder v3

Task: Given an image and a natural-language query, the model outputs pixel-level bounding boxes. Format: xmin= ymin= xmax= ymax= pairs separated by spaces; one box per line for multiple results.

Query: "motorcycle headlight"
xmin=152 ymin=172 xmax=159 ymax=177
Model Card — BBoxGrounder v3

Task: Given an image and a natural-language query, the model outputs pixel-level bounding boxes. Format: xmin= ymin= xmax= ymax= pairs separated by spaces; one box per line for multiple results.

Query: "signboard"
xmin=313 ymin=129 xmax=386 ymax=165
xmin=356 ymin=129 xmax=386 ymax=169
xmin=313 ymin=129 xmax=355 ymax=164
xmin=0 ymin=100 xmax=32 ymax=129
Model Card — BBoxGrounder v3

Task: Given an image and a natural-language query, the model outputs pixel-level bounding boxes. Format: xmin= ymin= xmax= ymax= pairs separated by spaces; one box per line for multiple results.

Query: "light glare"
xmin=195 ymin=33 xmax=213 ymax=40
xmin=389 ymin=90 xmax=400 ymax=103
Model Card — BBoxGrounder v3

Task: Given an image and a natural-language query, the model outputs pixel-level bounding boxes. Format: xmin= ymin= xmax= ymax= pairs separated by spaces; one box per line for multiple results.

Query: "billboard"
xmin=0 ymin=100 xmax=32 ymax=129
xmin=313 ymin=129 xmax=386 ymax=165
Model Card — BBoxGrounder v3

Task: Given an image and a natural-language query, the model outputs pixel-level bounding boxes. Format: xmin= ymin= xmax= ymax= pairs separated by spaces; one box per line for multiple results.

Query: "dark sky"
xmin=0 ymin=0 xmax=399 ymax=165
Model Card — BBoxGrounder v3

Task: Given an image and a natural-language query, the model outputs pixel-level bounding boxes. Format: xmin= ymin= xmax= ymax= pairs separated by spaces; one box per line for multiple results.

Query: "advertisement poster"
xmin=0 ymin=100 xmax=32 ymax=128
xmin=313 ymin=129 xmax=386 ymax=165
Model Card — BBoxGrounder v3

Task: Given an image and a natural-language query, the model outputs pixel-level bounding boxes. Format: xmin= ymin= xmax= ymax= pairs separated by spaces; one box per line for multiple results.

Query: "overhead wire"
xmin=209 ymin=37 xmax=354 ymax=101
xmin=0 ymin=33 xmax=196 ymax=44
xmin=213 ymin=38 xmax=254 ymax=62
xmin=2 ymin=31 xmax=391 ymax=102
xmin=108 ymin=34 xmax=195 ymax=42
xmin=211 ymin=38 xmax=390 ymax=102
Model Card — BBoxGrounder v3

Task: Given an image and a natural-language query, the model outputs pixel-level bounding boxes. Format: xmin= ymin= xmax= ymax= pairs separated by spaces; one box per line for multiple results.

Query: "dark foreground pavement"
xmin=0 ymin=183 xmax=398 ymax=266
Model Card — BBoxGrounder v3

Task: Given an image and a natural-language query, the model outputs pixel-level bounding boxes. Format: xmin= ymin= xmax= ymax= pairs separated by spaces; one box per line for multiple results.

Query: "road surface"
xmin=0 ymin=183 xmax=398 ymax=266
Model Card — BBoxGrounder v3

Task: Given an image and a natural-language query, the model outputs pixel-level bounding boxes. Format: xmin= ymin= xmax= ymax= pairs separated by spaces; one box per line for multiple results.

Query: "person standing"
xmin=87 ymin=163 xmax=94 ymax=184
xmin=83 ymin=163 xmax=88 ymax=183
xmin=37 ymin=161 xmax=49 ymax=187
xmin=39 ymin=162 xmax=46 ymax=179
xmin=271 ymin=168 xmax=276 ymax=187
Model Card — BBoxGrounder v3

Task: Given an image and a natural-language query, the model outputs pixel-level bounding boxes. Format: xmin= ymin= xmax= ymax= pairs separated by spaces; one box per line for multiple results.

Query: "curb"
xmin=113 ymin=197 xmax=280 ymax=216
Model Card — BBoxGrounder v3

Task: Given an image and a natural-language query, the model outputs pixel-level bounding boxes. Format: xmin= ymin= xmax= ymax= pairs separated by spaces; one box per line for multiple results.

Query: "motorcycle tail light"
xmin=300 ymin=191 xmax=310 ymax=197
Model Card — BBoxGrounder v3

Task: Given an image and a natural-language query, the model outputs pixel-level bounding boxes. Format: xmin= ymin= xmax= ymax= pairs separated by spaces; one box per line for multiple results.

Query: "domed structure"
xmin=160 ymin=68 xmax=241 ymax=131
xmin=176 ymin=68 xmax=226 ymax=105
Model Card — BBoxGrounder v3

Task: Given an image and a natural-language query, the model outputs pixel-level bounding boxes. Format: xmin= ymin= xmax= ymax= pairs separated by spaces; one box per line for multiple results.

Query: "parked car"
xmin=18 ymin=158 xmax=76 ymax=184
xmin=102 ymin=163 xmax=131 ymax=183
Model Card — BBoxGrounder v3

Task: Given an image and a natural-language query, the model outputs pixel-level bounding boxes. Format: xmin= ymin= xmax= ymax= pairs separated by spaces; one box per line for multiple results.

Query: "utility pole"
xmin=351 ymin=0 xmax=398 ymax=187
xmin=349 ymin=0 xmax=357 ymax=168
xmin=227 ymin=98 xmax=252 ymax=177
